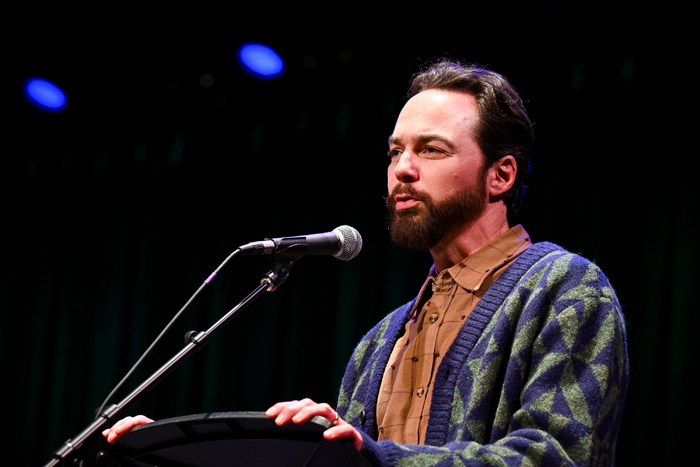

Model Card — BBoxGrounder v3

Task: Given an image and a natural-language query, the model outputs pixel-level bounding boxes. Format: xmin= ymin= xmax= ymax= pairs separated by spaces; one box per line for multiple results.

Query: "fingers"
xmin=324 ymin=424 xmax=363 ymax=451
xmin=266 ymin=399 xmax=337 ymax=426
xmin=102 ymin=415 xmax=154 ymax=443
xmin=266 ymin=399 xmax=363 ymax=451
xmin=292 ymin=401 xmax=336 ymax=425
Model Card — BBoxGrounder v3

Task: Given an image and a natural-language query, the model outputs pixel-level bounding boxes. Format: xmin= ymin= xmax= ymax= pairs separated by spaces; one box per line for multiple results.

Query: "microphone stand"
xmin=43 ymin=256 xmax=299 ymax=467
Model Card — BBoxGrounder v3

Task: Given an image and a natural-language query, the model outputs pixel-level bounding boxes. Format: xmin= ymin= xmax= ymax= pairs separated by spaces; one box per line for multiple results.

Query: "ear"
xmin=487 ymin=155 xmax=517 ymax=197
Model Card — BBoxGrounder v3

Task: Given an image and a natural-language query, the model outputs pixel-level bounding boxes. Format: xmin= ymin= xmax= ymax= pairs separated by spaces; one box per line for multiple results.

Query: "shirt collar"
xmin=428 ymin=225 xmax=531 ymax=293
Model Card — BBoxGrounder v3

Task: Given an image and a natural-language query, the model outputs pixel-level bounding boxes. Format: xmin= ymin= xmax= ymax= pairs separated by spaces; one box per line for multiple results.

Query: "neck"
xmin=429 ymin=202 xmax=510 ymax=273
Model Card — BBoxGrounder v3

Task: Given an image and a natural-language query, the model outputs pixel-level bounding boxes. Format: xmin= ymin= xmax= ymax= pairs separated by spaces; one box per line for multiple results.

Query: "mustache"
xmin=385 ymin=184 xmax=431 ymax=205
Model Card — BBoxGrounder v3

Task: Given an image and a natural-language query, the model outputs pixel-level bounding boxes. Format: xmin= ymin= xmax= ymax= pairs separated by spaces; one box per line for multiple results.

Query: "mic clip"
xmin=261 ymin=255 xmax=299 ymax=292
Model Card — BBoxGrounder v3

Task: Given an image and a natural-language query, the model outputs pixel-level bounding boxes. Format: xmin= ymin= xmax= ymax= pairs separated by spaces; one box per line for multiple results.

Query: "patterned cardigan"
xmin=337 ymin=242 xmax=629 ymax=466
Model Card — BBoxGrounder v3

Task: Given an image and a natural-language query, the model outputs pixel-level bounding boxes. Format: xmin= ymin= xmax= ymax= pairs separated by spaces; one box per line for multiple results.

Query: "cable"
xmin=95 ymin=248 xmax=242 ymax=419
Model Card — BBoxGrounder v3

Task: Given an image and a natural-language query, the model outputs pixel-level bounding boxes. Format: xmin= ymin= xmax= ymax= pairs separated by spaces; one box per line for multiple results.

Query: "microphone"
xmin=238 ymin=225 xmax=362 ymax=261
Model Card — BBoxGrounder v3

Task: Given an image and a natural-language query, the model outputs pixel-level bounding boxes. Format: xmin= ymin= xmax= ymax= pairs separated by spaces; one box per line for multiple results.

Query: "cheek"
xmin=387 ymin=164 xmax=397 ymax=189
xmin=441 ymin=171 xmax=467 ymax=190
xmin=449 ymin=162 xmax=481 ymax=186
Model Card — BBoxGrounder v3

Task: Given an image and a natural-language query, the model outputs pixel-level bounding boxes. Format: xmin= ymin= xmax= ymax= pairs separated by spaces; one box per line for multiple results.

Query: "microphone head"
xmin=333 ymin=225 xmax=363 ymax=261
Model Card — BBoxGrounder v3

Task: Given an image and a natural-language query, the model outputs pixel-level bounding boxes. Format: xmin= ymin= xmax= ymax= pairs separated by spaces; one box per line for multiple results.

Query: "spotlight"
xmin=23 ymin=77 xmax=67 ymax=112
xmin=237 ymin=43 xmax=284 ymax=80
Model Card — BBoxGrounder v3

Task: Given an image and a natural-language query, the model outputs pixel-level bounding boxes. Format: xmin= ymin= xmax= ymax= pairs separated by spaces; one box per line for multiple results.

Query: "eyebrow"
xmin=388 ymin=133 xmax=457 ymax=151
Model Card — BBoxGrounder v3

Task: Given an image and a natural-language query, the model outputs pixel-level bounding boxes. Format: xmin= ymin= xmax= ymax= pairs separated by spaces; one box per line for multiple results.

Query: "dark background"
xmin=4 ymin=3 xmax=696 ymax=466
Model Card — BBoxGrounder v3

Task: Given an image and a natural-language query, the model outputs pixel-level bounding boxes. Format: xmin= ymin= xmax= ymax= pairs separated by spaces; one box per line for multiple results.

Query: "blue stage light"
xmin=237 ymin=43 xmax=284 ymax=80
xmin=23 ymin=78 xmax=67 ymax=112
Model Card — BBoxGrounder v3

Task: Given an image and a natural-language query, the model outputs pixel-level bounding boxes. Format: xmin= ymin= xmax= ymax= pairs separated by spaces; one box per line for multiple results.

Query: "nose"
xmin=392 ymin=151 xmax=419 ymax=183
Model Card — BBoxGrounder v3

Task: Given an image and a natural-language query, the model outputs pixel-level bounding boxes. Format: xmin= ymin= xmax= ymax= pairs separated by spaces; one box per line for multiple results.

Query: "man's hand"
xmin=266 ymin=398 xmax=363 ymax=451
xmin=102 ymin=415 xmax=154 ymax=443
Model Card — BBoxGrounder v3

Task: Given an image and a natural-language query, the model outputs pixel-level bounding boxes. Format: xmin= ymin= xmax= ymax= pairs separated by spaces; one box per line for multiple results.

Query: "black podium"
xmin=109 ymin=412 xmax=372 ymax=467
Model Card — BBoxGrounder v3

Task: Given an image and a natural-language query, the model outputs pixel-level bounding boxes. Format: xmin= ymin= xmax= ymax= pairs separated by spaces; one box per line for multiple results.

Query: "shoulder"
xmin=510 ymin=242 xmax=617 ymax=297
xmin=492 ymin=241 xmax=624 ymax=337
xmin=530 ymin=242 xmax=616 ymax=296
xmin=507 ymin=242 xmax=625 ymax=344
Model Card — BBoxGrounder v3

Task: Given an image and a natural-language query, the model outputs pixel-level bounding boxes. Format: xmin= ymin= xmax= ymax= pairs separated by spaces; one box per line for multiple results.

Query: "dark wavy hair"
xmin=408 ymin=60 xmax=534 ymax=221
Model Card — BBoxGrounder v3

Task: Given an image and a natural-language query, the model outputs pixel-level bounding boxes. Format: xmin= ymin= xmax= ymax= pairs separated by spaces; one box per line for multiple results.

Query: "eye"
xmin=422 ymin=146 xmax=444 ymax=157
xmin=388 ymin=148 xmax=402 ymax=159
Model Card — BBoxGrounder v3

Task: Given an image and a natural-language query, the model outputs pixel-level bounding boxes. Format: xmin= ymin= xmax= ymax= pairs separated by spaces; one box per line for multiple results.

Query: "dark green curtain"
xmin=5 ymin=5 xmax=696 ymax=466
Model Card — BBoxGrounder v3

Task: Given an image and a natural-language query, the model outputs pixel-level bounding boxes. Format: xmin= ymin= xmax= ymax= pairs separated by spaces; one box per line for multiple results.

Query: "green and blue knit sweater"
xmin=337 ymin=242 xmax=628 ymax=466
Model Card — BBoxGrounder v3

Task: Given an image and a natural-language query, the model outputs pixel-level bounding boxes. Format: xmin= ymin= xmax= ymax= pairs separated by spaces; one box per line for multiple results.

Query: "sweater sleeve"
xmin=342 ymin=250 xmax=629 ymax=467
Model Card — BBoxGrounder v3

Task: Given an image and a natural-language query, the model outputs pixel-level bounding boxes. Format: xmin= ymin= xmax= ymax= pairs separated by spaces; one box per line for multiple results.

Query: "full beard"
xmin=385 ymin=178 xmax=487 ymax=251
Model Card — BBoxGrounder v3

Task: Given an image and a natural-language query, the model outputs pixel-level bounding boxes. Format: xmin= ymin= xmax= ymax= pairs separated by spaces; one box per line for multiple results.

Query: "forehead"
xmin=391 ymin=89 xmax=478 ymax=144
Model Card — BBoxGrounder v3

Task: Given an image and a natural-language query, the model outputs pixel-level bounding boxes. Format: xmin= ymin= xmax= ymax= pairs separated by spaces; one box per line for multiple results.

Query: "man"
xmin=106 ymin=60 xmax=629 ymax=466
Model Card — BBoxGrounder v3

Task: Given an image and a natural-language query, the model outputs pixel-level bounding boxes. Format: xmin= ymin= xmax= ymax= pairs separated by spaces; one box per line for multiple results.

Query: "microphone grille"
xmin=333 ymin=225 xmax=363 ymax=261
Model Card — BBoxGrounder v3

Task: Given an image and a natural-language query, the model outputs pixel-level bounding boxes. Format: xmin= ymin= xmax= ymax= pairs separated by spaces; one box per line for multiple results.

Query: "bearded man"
xmin=106 ymin=61 xmax=629 ymax=467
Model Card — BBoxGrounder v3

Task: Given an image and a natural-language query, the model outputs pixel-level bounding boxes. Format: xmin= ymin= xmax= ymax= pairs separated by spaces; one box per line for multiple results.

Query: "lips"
xmin=387 ymin=184 xmax=427 ymax=213
xmin=395 ymin=193 xmax=419 ymax=210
